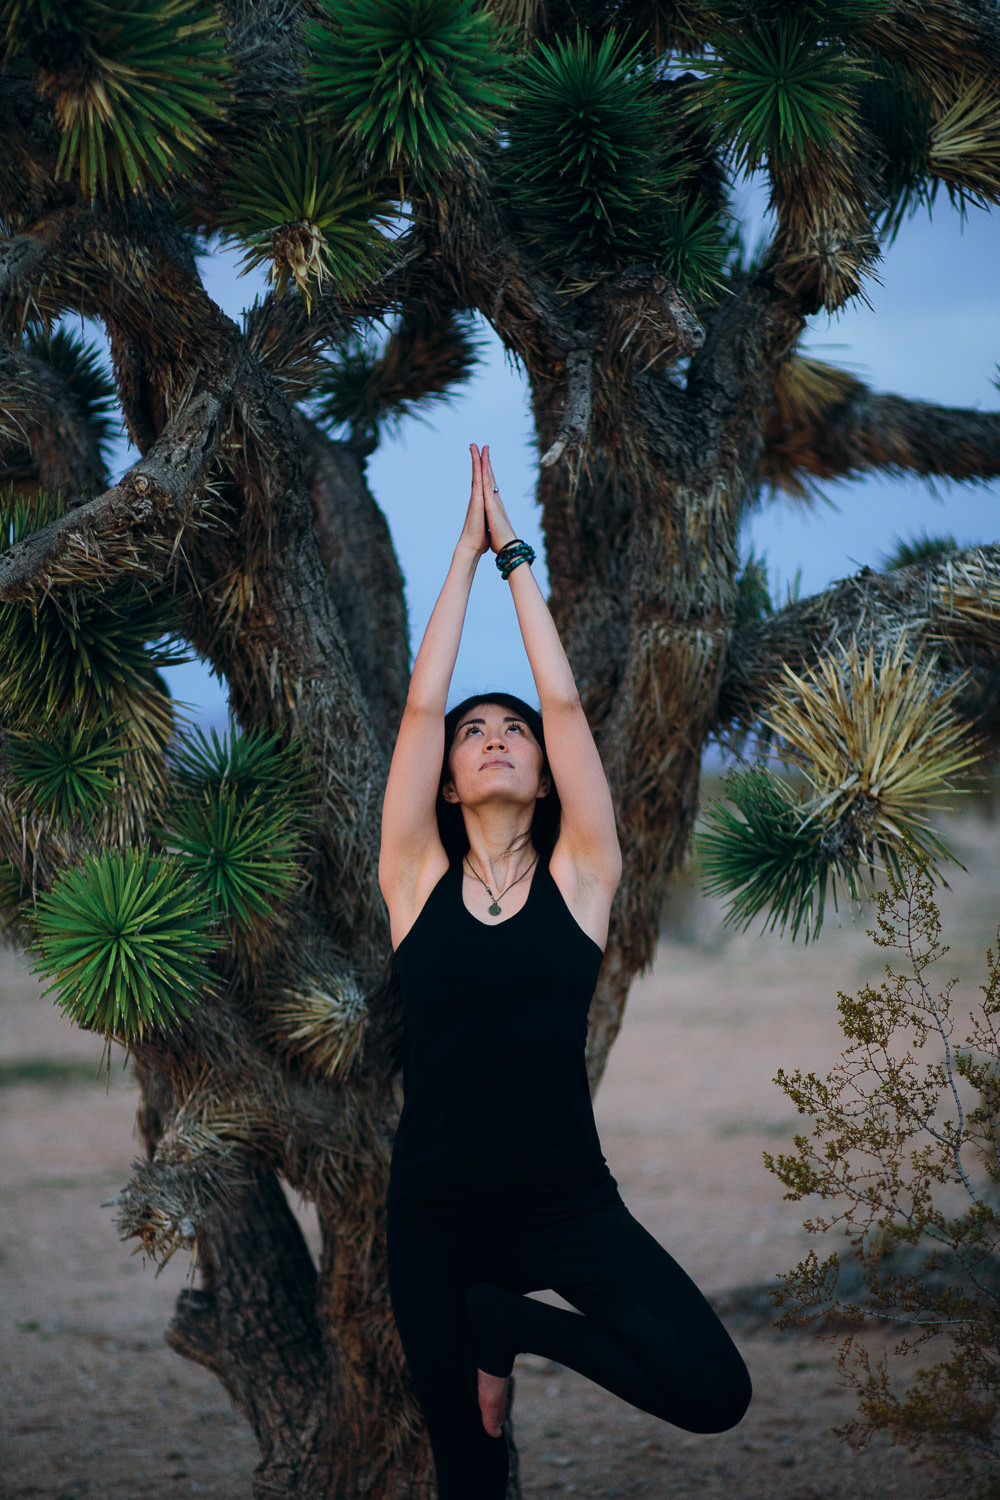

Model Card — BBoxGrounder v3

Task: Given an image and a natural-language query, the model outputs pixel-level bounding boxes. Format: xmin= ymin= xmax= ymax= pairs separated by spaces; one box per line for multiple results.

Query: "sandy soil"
xmin=2 ymin=805 xmax=997 ymax=1499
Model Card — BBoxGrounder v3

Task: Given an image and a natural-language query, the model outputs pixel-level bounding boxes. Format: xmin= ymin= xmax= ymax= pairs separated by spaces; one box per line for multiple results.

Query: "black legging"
xmin=386 ymin=1185 xmax=752 ymax=1498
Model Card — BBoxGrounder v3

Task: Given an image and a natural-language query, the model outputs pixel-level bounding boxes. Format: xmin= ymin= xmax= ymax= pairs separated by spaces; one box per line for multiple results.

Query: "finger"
xmin=469 ymin=443 xmax=484 ymax=500
xmin=482 ymin=444 xmax=498 ymax=491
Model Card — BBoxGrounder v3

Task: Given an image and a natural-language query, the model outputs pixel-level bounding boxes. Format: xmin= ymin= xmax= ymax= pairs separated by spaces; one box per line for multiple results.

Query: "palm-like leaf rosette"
xmin=163 ymin=726 xmax=308 ymax=945
xmin=33 ymin=849 xmax=220 ymax=1039
xmin=5 ymin=721 xmax=132 ymax=829
xmin=219 ymin=128 xmax=396 ymax=310
xmin=305 ymin=0 xmax=509 ymax=191
xmin=700 ymin=637 xmax=982 ymax=940
xmin=5 ymin=0 xmax=231 ymax=199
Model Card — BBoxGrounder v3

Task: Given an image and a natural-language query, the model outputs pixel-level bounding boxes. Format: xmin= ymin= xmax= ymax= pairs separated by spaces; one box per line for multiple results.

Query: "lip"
xmin=481 ymin=757 xmax=514 ymax=769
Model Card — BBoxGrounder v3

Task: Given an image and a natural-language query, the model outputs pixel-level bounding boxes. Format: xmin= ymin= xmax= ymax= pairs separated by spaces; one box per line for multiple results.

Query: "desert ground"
xmin=2 ymin=800 xmax=997 ymax=1499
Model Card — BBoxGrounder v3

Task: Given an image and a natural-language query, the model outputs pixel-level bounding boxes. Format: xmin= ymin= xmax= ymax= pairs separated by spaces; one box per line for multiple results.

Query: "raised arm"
xmin=378 ymin=449 xmax=487 ymax=944
xmin=481 ymin=447 xmax=621 ymax=903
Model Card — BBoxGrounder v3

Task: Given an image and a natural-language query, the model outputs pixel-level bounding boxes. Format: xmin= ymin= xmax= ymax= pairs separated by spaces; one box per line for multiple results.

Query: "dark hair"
xmin=436 ymin=692 xmax=561 ymax=866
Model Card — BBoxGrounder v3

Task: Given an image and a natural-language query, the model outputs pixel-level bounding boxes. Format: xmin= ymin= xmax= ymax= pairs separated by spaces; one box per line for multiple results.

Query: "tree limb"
xmin=299 ymin=418 xmax=410 ymax=747
xmin=762 ymin=372 xmax=1000 ymax=493
xmin=717 ymin=544 xmax=1000 ymax=734
xmin=0 ymin=386 xmax=226 ymax=601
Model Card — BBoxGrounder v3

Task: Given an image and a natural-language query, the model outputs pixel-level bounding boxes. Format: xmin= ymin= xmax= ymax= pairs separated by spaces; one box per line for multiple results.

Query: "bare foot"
xmin=477 ymin=1368 xmax=509 ymax=1438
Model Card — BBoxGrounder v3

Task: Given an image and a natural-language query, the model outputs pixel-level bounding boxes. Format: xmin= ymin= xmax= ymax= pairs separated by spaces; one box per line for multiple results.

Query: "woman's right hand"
xmin=459 ymin=443 xmax=489 ymax=556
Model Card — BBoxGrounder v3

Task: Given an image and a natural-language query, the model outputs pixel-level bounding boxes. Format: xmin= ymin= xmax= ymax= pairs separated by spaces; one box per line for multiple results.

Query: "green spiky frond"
xmin=0 ymin=488 xmax=186 ymax=751
xmin=734 ymin=550 xmax=774 ymax=630
xmin=164 ymin=726 xmax=307 ymax=937
xmin=700 ymin=638 xmax=981 ymax=940
xmin=658 ymin=195 xmax=729 ymax=302
xmin=166 ymin=787 xmax=304 ymax=932
xmin=218 ymin=127 xmax=396 ymax=309
xmin=305 ymin=0 xmax=509 ymax=188
xmin=25 ymin=327 xmax=118 ymax=460
xmin=33 ymin=849 xmax=219 ymax=1039
xmin=5 ymin=721 xmax=131 ymax=828
xmin=7 ymin=0 xmax=231 ymax=199
xmin=170 ymin=724 xmax=306 ymax=806
xmin=700 ymin=764 xmax=853 ymax=941
xmin=880 ymin=533 xmax=959 ymax=571
xmin=503 ymin=29 xmax=686 ymax=269
xmin=311 ymin=309 xmax=482 ymax=443
xmin=694 ymin=15 xmax=867 ymax=173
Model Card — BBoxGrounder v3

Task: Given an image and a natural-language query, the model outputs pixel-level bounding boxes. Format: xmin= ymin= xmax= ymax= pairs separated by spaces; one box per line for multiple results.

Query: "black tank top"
xmin=388 ymin=859 xmax=614 ymax=1212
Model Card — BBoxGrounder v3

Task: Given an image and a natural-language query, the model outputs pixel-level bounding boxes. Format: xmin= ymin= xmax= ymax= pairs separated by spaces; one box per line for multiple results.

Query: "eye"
xmin=507 ymin=721 xmax=523 ymax=733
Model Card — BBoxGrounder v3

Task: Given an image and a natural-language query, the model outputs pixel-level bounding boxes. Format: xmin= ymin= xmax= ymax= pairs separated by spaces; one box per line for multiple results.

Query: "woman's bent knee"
xmin=676 ymin=1360 xmax=752 ymax=1434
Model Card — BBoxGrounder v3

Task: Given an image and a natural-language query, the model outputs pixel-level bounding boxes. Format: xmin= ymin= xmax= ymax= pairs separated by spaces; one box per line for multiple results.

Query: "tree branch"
xmin=0 ymin=386 xmax=226 ymax=601
xmin=717 ymin=544 xmax=1000 ymax=734
xmin=299 ymin=418 xmax=410 ymax=747
xmin=762 ymin=372 xmax=1000 ymax=493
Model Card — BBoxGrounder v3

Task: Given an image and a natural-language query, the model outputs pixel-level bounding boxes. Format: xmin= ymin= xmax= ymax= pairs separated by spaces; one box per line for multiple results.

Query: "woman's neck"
xmin=461 ymin=808 xmax=536 ymax=885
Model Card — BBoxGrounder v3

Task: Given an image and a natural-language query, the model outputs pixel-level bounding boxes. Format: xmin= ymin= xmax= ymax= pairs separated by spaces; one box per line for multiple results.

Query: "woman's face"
xmin=442 ymin=702 xmax=549 ymax=810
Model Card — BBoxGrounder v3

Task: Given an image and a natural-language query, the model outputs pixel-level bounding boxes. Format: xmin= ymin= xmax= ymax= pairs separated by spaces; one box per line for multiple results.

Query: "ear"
xmin=441 ymin=781 xmax=461 ymax=805
xmin=535 ymin=774 xmax=552 ymax=801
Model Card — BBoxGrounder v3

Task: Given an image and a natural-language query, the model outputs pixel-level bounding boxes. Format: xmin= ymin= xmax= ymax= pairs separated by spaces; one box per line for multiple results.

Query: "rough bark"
xmin=166 ymin=1167 xmax=330 ymax=1499
xmin=300 ymin=419 xmax=410 ymax=748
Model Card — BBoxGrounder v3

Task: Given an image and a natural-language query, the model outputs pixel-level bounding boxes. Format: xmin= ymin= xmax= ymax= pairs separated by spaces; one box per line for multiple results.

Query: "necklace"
xmin=464 ymin=852 xmax=538 ymax=916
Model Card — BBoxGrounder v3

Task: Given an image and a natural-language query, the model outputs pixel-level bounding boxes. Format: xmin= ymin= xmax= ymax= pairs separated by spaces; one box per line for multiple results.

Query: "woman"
xmin=379 ymin=445 xmax=751 ymax=1498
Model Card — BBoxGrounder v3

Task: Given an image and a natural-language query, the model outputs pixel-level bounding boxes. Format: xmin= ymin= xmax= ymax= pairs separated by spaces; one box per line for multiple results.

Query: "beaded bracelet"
xmin=495 ymin=539 xmax=535 ymax=581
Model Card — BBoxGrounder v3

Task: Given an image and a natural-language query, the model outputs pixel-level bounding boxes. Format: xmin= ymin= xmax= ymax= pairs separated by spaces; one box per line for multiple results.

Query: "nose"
xmin=485 ymin=733 xmax=506 ymax=751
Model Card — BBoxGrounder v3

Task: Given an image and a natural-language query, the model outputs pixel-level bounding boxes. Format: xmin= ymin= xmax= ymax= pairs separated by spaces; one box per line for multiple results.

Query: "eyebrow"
xmin=456 ymin=715 xmax=524 ymax=732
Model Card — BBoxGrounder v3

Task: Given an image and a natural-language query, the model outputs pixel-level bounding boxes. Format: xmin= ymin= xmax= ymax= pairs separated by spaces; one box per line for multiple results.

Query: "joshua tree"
xmin=1 ymin=1 xmax=999 ymax=1495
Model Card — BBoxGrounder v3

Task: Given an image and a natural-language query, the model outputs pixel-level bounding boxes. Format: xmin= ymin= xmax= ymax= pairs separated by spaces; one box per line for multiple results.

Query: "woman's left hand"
xmin=481 ymin=445 xmax=517 ymax=553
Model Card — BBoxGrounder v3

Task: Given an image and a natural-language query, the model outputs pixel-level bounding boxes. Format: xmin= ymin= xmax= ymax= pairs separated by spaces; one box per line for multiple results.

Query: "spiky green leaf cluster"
xmin=166 ymin=788 xmax=303 ymax=930
xmin=219 ymin=129 xmax=396 ymax=306
xmin=170 ymin=724 xmax=306 ymax=805
xmin=733 ymin=550 xmax=774 ymax=630
xmin=694 ymin=15 xmax=867 ymax=172
xmin=0 ymin=485 xmax=184 ymax=743
xmin=699 ymin=765 xmax=853 ymax=941
xmin=5 ymin=721 xmax=131 ymax=827
xmin=25 ymin=327 xmax=118 ymax=461
xmin=165 ymin=727 xmax=307 ymax=932
xmin=658 ymin=196 xmax=729 ymax=302
xmin=503 ymin=29 xmax=685 ymax=268
xmin=33 ymin=849 xmax=219 ymax=1038
xmin=880 ymin=532 xmax=958 ymax=571
xmin=305 ymin=0 xmax=509 ymax=188
xmin=0 ymin=582 xmax=185 ymax=735
xmin=8 ymin=0 xmax=232 ymax=199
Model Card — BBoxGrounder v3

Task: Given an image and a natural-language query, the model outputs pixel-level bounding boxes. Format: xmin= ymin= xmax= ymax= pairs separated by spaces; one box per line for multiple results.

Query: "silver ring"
xmin=492 ymin=485 xmax=500 ymax=493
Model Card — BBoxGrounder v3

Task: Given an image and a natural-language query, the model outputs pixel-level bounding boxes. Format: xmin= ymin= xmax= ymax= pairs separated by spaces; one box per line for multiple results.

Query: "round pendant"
xmin=488 ymin=901 xmax=502 ymax=916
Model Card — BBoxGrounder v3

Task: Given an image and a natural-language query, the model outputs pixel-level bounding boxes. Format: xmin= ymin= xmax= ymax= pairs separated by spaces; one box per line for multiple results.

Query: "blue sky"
xmin=148 ymin=196 xmax=998 ymax=725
